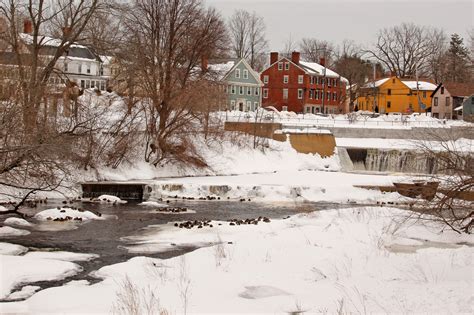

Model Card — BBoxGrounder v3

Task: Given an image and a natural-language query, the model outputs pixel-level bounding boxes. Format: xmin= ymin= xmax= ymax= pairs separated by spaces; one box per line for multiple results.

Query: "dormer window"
xmin=235 ymin=69 xmax=240 ymax=78
xmin=243 ymin=69 xmax=248 ymax=79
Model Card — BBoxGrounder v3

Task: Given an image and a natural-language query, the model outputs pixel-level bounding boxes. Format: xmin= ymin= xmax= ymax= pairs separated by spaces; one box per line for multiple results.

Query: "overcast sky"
xmin=206 ymin=0 xmax=473 ymax=52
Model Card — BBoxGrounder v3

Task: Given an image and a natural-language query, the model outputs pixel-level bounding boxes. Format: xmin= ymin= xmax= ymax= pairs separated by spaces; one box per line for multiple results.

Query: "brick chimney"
xmin=319 ymin=57 xmax=326 ymax=67
xmin=23 ymin=19 xmax=32 ymax=34
xmin=270 ymin=52 xmax=279 ymax=65
xmin=201 ymin=55 xmax=208 ymax=72
xmin=291 ymin=51 xmax=300 ymax=64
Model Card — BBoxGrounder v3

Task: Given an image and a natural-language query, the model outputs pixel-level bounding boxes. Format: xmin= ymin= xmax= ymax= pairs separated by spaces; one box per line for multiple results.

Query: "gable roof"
xmin=221 ymin=58 xmax=262 ymax=84
xmin=262 ymin=56 xmax=348 ymax=84
xmin=401 ymin=80 xmax=437 ymax=91
xmin=206 ymin=58 xmax=237 ymax=81
xmin=362 ymin=77 xmax=436 ymax=91
xmin=19 ymin=33 xmax=100 ymax=61
xmin=431 ymin=82 xmax=474 ymax=97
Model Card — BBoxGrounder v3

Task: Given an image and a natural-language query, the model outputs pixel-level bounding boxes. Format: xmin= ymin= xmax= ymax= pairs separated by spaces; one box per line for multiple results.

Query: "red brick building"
xmin=261 ymin=52 xmax=347 ymax=114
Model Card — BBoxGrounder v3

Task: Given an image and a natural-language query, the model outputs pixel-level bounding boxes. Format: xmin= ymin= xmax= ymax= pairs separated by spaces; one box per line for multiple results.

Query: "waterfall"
xmin=365 ymin=149 xmax=437 ymax=174
xmin=344 ymin=148 xmax=438 ymax=174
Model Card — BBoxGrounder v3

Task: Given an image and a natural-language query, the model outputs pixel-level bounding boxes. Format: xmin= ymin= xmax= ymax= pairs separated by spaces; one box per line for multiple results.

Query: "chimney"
xmin=23 ymin=19 xmax=32 ymax=34
xmin=201 ymin=55 xmax=208 ymax=72
xmin=319 ymin=57 xmax=326 ymax=67
xmin=291 ymin=51 xmax=300 ymax=64
xmin=270 ymin=52 xmax=279 ymax=65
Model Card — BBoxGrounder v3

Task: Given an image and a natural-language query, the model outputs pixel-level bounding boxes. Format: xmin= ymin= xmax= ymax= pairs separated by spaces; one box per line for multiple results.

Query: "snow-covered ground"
xmin=225 ymin=110 xmax=473 ymax=129
xmin=1 ymin=207 xmax=472 ymax=314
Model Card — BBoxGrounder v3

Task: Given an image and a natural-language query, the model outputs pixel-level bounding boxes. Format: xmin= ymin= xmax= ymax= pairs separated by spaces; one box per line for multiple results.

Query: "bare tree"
xmin=367 ymin=23 xmax=445 ymax=78
xmin=299 ymin=38 xmax=336 ymax=66
xmin=119 ymin=0 xmax=227 ymax=167
xmin=409 ymin=128 xmax=474 ymax=234
xmin=228 ymin=9 xmax=267 ymax=71
xmin=282 ymin=34 xmax=297 ymax=59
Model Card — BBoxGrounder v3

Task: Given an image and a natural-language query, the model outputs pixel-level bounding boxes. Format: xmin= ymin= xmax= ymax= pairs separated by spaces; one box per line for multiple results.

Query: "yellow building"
xmin=357 ymin=76 xmax=437 ymax=114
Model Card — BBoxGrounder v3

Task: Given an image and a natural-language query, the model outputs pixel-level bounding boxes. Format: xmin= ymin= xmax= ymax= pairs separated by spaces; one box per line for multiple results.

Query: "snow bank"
xmin=0 ymin=242 xmax=28 ymax=255
xmin=3 ymin=207 xmax=472 ymax=314
xmin=150 ymin=170 xmax=407 ymax=203
xmin=3 ymin=217 xmax=33 ymax=227
xmin=0 ymin=255 xmax=81 ymax=299
xmin=34 ymin=207 xmax=104 ymax=222
xmin=0 ymin=226 xmax=30 ymax=237
xmin=95 ymin=195 xmax=127 ymax=204
xmin=138 ymin=201 xmax=168 ymax=207
xmin=23 ymin=251 xmax=99 ymax=262
xmin=0 ymin=205 xmax=9 ymax=213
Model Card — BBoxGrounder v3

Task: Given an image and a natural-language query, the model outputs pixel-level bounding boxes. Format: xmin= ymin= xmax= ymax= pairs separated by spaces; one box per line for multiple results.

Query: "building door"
xmin=239 ymin=102 xmax=244 ymax=111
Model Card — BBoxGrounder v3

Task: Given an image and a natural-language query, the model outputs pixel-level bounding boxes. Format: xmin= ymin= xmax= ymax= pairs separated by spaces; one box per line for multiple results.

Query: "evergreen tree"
xmin=446 ymin=33 xmax=471 ymax=83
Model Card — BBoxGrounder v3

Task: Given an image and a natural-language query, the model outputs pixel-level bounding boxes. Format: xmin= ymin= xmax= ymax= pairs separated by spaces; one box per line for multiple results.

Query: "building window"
xmin=100 ymin=81 xmax=105 ymax=91
xmin=263 ymin=88 xmax=268 ymax=98
xmin=235 ymin=69 xmax=240 ymax=78
xmin=283 ymin=75 xmax=289 ymax=84
xmin=231 ymin=85 xmax=236 ymax=94
xmin=87 ymin=65 xmax=91 ymax=74
xmin=239 ymin=86 xmax=244 ymax=95
xmin=333 ymin=92 xmax=337 ymax=101
xmin=80 ymin=80 xmax=85 ymax=89
xmin=327 ymin=91 xmax=330 ymax=101
xmin=246 ymin=101 xmax=251 ymax=111
xmin=315 ymin=90 xmax=319 ymax=100
xmin=64 ymin=63 xmax=68 ymax=72
xmin=434 ymin=97 xmax=438 ymax=106
xmin=298 ymin=75 xmax=304 ymax=84
xmin=78 ymin=64 xmax=82 ymax=73
xmin=282 ymin=106 xmax=288 ymax=111
xmin=387 ymin=101 xmax=391 ymax=108
xmin=243 ymin=69 xmax=248 ymax=79
xmin=388 ymin=89 xmax=391 ymax=96
xmin=316 ymin=77 xmax=319 ymax=85
xmin=327 ymin=78 xmax=331 ymax=87
xmin=254 ymin=101 xmax=259 ymax=109
xmin=423 ymin=91 xmax=427 ymax=98
xmin=309 ymin=90 xmax=313 ymax=99
xmin=99 ymin=65 xmax=104 ymax=76
xmin=247 ymin=87 xmax=251 ymax=95
xmin=263 ymin=75 xmax=269 ymax=84
xmin=255 ymin=88 xmax=259 ymax=96
xmin=441 ymin=87 xmax=444 ymax=94
xmin=298 ymin=89 xmax=303 ymax=99
xmin=230 ymin=100 xmax=236 ymax=110
xmin=283 ymin=88 xmax=288 ymax=99
xmin=446 ymin=97 xmax=450 ymax=106
xmin=334 ymin=79 xmax=338 ymax=87
xmin=278 ymin=62 xmax=283 ymax=70
xmin=86 ymin=80 xmax=90 ymax=88
xmin=285 ymin=62 xmax=289 ymax=70
xmin=91 ymin=81 xmax=95 ymax=88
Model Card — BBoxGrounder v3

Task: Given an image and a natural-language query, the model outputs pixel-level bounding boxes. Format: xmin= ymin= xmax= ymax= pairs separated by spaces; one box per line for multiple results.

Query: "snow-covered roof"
xmin=99 ymin=55 xmax=113 ymax=65
xmin=362 ymin=78 xmax=390 ymax=89
xmin=299 ymin=61 xmax=348 ymax=84
xmin=207 ymin=60 xmax=235 ymax=81
xmin=402 ymin=81 xmax=437 ymax=91
xmin=19 ymin=33 xmax=87 ymax=49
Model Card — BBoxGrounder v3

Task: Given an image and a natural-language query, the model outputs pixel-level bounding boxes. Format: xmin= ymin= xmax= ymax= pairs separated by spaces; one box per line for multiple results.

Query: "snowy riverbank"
xmin=1 ymin=206 xmax=472 ymax=314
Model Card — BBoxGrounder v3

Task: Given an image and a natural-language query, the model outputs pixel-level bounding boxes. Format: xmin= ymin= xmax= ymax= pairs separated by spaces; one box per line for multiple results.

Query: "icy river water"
xmin=2 ymin=199 xmax=350 ymax=296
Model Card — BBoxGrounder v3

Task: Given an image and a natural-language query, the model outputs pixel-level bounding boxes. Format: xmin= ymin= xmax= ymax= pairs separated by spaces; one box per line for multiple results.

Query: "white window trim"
xmin=235 ymin=69 xmax=241 ymax=78
xmin=278 ymin=62 xmax=283 ymax=70
xmin=243 ymin=69 xmax=248 ymax=79
xmin=285 ymin=62 xmax=290 ymax=70
xmin=239 ymin=86 xmax=244 ymax=95
xmin=263 ymin=75 xmax=269 ymax=84
xmin=231 ymin=85 xmax=236 ymax=94
xmin=298 ymin=75 xmax=304 ymax=84
xmin=282 ymin=106 xmax=288 ymax=111
xmin=315 ymin=90 xmax=319 ymax=100
xmin=283 ymin=75 xmax=289 ymax=84
xmin=263 ymin=88 xmax=268 ymax=99
xmin=255 ymin=88 xmax=259 ymax=96
xmin=298 ymin=89 xmax=303 ymax=99
xmin=283 ymin=88 xmax=288 ymax=100
xmin=254 ymin=101 xmax=259 ymax=109
xmin=247 ymin=86 xmax=251 ymax=95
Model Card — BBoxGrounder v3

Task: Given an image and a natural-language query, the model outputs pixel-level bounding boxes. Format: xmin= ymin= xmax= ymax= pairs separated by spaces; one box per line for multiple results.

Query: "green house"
xmin=208 ymin=58 xmax=263 ymax=112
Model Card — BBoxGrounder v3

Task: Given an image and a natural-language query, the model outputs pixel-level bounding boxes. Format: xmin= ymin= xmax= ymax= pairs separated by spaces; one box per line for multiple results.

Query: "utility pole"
xmin=372 ymin=62 xmax=376 ymax=113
